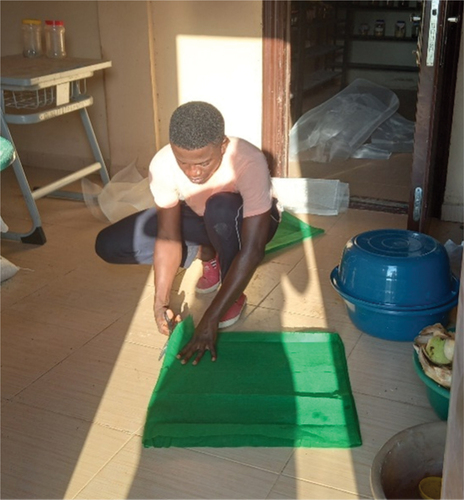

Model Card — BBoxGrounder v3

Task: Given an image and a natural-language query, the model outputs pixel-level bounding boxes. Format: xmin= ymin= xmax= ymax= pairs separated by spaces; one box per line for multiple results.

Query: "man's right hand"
xmin=154 ymin=306 xmax=181 ymax=336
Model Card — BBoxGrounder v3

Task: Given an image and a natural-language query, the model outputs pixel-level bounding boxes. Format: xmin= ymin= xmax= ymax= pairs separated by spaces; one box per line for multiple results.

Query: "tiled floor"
xmin=1 ymin=167 xmax=462 ymax=499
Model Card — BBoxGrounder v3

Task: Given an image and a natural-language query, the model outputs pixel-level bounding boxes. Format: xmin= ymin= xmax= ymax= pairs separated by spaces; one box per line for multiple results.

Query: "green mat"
xmin=143 ymin=317 xmax=362 ymax=448
xmin=265 ymin=210 xmax=324 ymax=255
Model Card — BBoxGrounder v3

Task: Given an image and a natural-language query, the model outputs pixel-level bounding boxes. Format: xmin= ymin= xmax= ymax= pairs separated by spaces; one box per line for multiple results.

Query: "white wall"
xmin=96 ymin=1 xmax=158 ymax=174
xmin=149 ymin=0 xmax=263 ymax=148
xmin=443 ymin=23 xmax=464 ymax=224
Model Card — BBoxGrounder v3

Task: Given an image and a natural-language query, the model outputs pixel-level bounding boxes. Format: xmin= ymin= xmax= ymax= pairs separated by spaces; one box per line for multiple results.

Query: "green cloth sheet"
xmin=143 ymin=316 xmax=362 ymax=448
xmin=265 ymin=210 xmax=324 ymax=255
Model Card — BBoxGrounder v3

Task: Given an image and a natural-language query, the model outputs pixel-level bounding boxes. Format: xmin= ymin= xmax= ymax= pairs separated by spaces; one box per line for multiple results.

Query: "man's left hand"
xmin=177 ymin=324 xmax=218 ymax=365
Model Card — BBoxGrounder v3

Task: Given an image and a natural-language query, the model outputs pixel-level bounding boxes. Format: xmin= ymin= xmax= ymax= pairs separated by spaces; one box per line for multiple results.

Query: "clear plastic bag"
xmin=370 ymin=112 xmax=415 ymax=153
xmin=82 ymin=161 xmax=154 ymax=223
xmin=351 ymin=144 xmax=392 ymax=160
xmin=289 ymin=79 xmax=399 ymax=163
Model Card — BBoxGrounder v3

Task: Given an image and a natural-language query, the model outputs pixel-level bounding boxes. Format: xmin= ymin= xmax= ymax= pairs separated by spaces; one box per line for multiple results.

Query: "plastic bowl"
xmin=418 ymin=476 xmax=442 ymax=500
xmin=334 ymin=229 xmax=458 ymax=308
xmin=331 ymin=270 xmax=456 ymax=341
xmin=413 ymin=351 xmax=450 ymax=420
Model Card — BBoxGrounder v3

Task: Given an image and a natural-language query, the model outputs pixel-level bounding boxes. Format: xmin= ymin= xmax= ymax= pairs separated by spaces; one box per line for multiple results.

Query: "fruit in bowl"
xmin=413 ymin=323 xmax=454 ymax=389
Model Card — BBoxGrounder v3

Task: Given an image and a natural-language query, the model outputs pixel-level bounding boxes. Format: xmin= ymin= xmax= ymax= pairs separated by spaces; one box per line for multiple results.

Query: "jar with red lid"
xmin=44 ymin=20 xmax=66 ymax=58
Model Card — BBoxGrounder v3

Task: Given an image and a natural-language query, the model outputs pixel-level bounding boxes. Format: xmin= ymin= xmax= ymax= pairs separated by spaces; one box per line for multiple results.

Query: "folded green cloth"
xmin=265 ymin=210 xmax=324 ymax=255
xmin=143 ymin=317 xmax=362 ymax=448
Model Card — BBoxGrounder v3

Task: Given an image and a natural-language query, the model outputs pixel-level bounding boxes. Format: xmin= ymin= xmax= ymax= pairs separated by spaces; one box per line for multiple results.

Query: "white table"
xmin=1 ymin=55 xmax=112 ymax=244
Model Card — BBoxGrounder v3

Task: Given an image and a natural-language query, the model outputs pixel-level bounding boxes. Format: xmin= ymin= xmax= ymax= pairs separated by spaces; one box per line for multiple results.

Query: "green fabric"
xmin=265 ymin=210 xmax=324 ymax=255
xmin=143 ymin=316 xmax=362 ymax=449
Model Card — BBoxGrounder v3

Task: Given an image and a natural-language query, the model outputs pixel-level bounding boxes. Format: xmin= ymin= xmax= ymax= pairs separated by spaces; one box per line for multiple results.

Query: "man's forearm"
xmin=153 ymin=239 xmax=182 ymax=310
xmin=203 ymin=246 xmax=263 ymax=324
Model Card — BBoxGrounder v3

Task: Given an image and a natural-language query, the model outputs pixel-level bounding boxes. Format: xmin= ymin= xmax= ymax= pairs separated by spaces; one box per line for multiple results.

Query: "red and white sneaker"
xmin=195 ymin=257 xmax=221 ymax=294
xmin=219 ymin=293 xmax=247 ymax=329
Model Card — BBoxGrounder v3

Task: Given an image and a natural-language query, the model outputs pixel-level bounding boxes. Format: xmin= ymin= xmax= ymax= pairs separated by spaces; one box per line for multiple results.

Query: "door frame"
xmin=262 ymin=0 xmax=291 ymax=178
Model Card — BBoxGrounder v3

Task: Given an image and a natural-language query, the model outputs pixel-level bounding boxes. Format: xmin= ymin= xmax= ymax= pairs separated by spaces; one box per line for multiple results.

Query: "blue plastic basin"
xmin=331 ymin=268 xmax=457 ymax=341
xmin=335 ymin=229 xmax=458 ymax=308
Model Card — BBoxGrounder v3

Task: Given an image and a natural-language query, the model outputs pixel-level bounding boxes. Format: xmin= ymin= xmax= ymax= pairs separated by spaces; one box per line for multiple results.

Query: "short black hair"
xmin=169 ymin=101 xmax=225 ymax=150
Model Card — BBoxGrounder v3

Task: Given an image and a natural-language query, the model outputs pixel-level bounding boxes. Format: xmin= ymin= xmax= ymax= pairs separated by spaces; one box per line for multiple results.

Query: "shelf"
xmin=304 ymin=44 xmax=344 ymax=58
xmin=304 ymin=69 xmax=344 ymax=93
xmin=350 ymin=35 xmax=418 ymax=42
xmin=290 ymin=1 xmax=347 ymax=120
xmin=348 ymin=5 xmax=419 ymax=12
xmin=292 ymin=16 xmax=340 ymax=29
xmin=345 ymin=62 xmax=418 ymax=72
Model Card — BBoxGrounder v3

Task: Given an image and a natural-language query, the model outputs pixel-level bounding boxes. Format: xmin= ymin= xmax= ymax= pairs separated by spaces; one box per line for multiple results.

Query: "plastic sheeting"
xmin=82 ymin=161 xmax=154 ymax=223
xmin=289 ymin=78 xmax=415 ymax=163
xmin=272 ymin=177 xmax=349 ymax=216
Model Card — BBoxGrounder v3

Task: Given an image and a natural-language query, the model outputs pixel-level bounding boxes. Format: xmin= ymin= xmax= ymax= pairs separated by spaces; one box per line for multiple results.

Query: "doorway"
xmin=288 ymin=0 xmax=422 ymax=214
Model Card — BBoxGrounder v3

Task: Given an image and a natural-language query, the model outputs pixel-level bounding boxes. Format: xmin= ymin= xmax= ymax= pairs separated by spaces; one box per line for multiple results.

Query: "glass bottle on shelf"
xmin=374 ymin=20 xmax=385 ymax=37
xmin=395 ymin=21 xmax=406 ymax=38
xmin=412 ymin=20 xmax=421 ymax=39
xmin=359 ymin=23 xmax=370 ymax=36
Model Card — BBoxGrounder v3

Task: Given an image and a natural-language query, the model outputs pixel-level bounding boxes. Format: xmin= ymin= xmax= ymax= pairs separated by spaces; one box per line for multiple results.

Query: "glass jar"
xmin=374 ymin=20 xmax=385 ymax=37
xmin=395 ymin=21 xmax=406 ymax=38
xmin=22 ymin=19 xmax=42 ymax=58
xmin=359 ymin=23 xmax=370 ymax=36
xmin=44 ymin=20 xmax=66 ymax=58
xmin=412 ymin=21 xmax=421 ymax=39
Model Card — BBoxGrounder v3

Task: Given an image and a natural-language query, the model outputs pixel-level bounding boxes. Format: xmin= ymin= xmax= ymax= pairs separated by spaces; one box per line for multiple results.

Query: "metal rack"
xmin=1 ymin=55 xmax=111 ymax=244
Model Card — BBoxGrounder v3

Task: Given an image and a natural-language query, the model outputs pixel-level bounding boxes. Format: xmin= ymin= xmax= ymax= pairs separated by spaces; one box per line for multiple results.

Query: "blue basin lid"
xmin=334 ymin=229 xmax=457 ymax=308
xmin=353 ymin=229 xmax=439 ymax=259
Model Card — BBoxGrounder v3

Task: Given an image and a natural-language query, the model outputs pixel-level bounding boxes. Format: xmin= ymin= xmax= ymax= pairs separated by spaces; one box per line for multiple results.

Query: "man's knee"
xmin=204 ymin=192 xmax=242 ymax=220
xmin=203 ymin=193 xmax=243 ymax=243
xmin=95 ymin=228 xmax=116 ymax=263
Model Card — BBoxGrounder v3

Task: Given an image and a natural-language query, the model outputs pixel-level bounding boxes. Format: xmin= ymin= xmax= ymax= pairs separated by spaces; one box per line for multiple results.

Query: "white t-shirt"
xmin=149 ymin=137 xmax=273 ymax=217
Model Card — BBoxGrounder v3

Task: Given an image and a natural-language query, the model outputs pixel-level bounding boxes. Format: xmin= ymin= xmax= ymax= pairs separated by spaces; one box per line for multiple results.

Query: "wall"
xmin=96 ymin=1 xmax=158 ymax=174
xmin=442 ymin=23 xmax=464 ymax=224
xmin=149 ymin=1 xmax=263 ymax=148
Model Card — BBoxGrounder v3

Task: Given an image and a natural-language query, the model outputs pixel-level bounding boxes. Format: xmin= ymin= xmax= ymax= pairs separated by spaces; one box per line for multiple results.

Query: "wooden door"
xmin=408 ymin=0 xmax=463 ymax=232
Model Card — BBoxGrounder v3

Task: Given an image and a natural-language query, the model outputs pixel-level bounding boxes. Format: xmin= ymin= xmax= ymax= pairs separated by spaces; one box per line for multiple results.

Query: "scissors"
xmin=158 ymin=311 xmax=174 ymax=361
